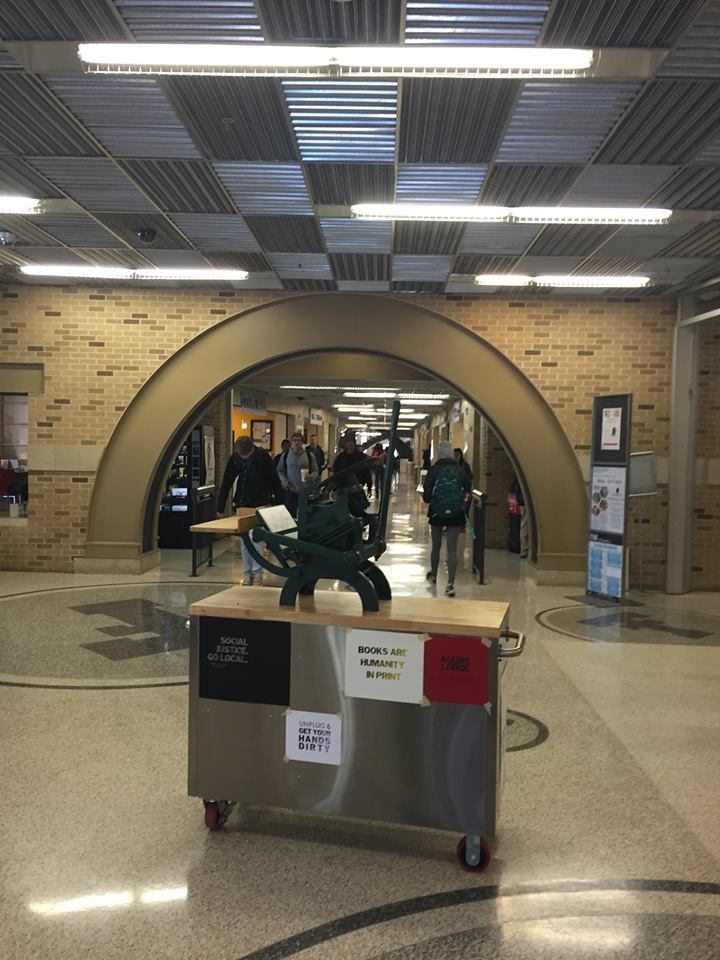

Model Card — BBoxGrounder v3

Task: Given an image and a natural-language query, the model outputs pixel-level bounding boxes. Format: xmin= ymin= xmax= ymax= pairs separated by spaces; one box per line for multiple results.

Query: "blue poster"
xmin=588 ymin=540 xmax=624 ymax=599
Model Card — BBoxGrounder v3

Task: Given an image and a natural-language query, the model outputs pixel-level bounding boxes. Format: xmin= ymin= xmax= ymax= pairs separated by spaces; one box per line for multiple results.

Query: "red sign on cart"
xmin=423 ymin=635 xmax=490 ymax=706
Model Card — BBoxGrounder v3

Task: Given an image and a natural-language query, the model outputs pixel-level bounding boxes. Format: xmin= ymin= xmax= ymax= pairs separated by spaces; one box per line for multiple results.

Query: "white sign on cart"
xmin=285 ymin=710 xmax=342 ymax=765
xmin=344 ymin=629 xmax=425 ymax=704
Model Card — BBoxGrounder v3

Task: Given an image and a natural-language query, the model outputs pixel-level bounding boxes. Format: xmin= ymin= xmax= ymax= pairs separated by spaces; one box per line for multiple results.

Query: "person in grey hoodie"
xmin=277 ymin=431 xmax=319 ymax=517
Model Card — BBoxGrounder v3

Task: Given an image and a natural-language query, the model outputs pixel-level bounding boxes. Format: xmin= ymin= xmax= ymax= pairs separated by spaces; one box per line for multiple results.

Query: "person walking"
xmin=273 ymin=438 xmax=290 ymax=468
xmin=423 ymin=441 xmax=471 ymax=598
xmin=370 ymin=442 xmax=386 ymax=498
xmin=217 ymin=435 xmax=283 ymax=586
xmin=330 ymin=436 xmax=372 ymax=517
xmin=277 ymin=431 xmax=319 ymax=518
xmin=453 ymin=448 xmax=474 ymax=487
xmin=308 ymin=434 xmax=326 ymax=475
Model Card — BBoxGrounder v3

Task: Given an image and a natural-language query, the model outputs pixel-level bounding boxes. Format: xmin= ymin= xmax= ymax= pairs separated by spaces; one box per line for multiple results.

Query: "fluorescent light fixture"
xmin=353 ymin=204 xmax=672 ymax=225
xmin=30 ymin=891 xmax=134 ymax=915
xmin=514 ymin=206 xmax=671 ymax=225
xmin=78 ymin=43 xmax=594 ymax=79
xmin=19 ymin=265 xmax=247 ymax=282
xmin=0 ymin=195 xmax=42 ymax=215
xmin=352 ymin=203 xmax=510 ymax=222
xmin=139 ymin=887 xmax=188 ymax=905
xmin=20 ymin=265 xmax=134 ymax=280
xmin=535 ymin=275 xmax=651 ymax=288
xmin=343 ymin=391 xmax=398 ymax=399
xmin=397 ymin=393 xmax=450 ymax=400
xmin=133 ymin=268 xmax=248 ymax=281
xmin=280 ymin=385 xmax=340 ymax=390
xmin=475 ymin=274 xmax=532 ymax=286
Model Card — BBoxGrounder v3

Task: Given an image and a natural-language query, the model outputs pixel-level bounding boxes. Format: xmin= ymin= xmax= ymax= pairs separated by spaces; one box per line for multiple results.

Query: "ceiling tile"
xmin=693 ymin=136 xmax=720 ymax=164
xmin=393 ymin=221 xmax=464 ymax=255
xmin=43 ymin=75 xmax=200 ymax=158
xmin=659 ymin=221 xmax=720 ymax=257
xmin=113 ymin=0 xmax=262 ymax=41
xmin=598 ymin=81 xmax=720 ymax=164
xmin=283 ymin=278 xmax=338 ymax=291
xmin=165 ymin=77 xmax=298 ymax=161
xmin=0 ymin=215 xmax=62 ymax=246
xmin=400 ymin=79 xmax=519 ymax=163
xmin=12 ymin=245 xmax=86 ymax=264
xmin=542 ymin=0 xmax=705 ymax=47
xmin=213 ymin=163 xmax=313 ymax=215
xmin=641 ymin=255 xmax=715 ymax=281
xmin=256 ymin=0 xmax=402 ymax=42
xmin=481 ymin=164 xmax=582 ymax=204
xmin=575 ymin=256 xmax=648 ymax=275
xmin=654 ymin=167 xmax=720 ymax=209
xmin=37 ymin=213 xmax=119 ymax=247
xmin=271 ymin=253 xmax=332 ymax=279
xmin=460 ymin=222 xmax=540 ymax=254
xmin=283 ymin=80 xmax=397 ymax=162
xmin=0 ymin=74 xmax=99 ymax=156
xmin=143 ymin=249 xmax=209 ymax=267
xmin=94 ymin=212 xmax=190 ymax=248
xmin=497 ymin=82 xmax=642 ymax=164
xmin=597 ymin=220 xmax=699 ymax=258
xmin=245 ymin=215 xmax=325 ymax=252
xmin=518 ymin=255 xmax=585 ymax=273
xmin=392 ymin=255 xmax=453 ymax=280
xmin=563 ymin=164 xmax=678 ymax=204
xmin=203 ymin=251 xmax=273 ymax=272
xmin=392 ymin=280 xmax=446 ymax=293
xmin=329 ymin=253 xmax=391 ymax=281
xmin=396 ymin=165 xmax=486 ymax=202
xmin=526 ymin=224 xmax=617 ymax=257
xmin=120 ymin=159 xmax=233 ymax=213
xmin=0 ymin=0 xmax=128 ymax=40
xmin=405 ymin=0 xmax=550 ymax=45
xmin=337 ymin=280 xmax=391 ymax=291
xmin=660 ymin=1 xmax=720 ymax=78
xmin=0 ymin=157 xmax=64 ymax=198
xmin=168 ymin=214 xmax=260 ymax=251
xmin=320 ymin=218 xmax=393 ymax=253
xmin=453 ymin=254 xmax=519 ymax=275
xmin=29 ymin=158 xmax=155 ymax=212
xmin=305 ymin=163 xmax=394 ymax=204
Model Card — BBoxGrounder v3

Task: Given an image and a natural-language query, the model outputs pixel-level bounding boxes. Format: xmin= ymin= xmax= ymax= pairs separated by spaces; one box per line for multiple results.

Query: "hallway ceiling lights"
xmin=279 ymin=385 xmax=340 ymax=390
xmin=352 ymin=204 xmax=672 ymax=226
xmin=78 ymin=43 xmax=595 ymax=79
xmin=19 ymin=265 xmax=249 ymax=282
xmin=0 ymin=196 xmax=43 ymax=215
xmin=474 ymin=274 xmax=651 ymax=288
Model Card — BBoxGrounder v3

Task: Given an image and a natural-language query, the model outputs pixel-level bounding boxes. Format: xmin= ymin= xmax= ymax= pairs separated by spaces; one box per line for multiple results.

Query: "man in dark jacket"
xmin=308 ymin=434 xmax=326 ymax=474
xmin=330 ymin=437 xmax=373 ymax=518
xmin=422 ymin=441 xmax=471 ymax=597
xmin=217 ymin=436 xmax=283 ymax=585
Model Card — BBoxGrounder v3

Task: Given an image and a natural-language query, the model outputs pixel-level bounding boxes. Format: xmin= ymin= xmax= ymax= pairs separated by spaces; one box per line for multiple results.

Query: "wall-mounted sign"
xmin=589 ymin=465 xmax=626 ymax=536
xmin=198 ymin=617 xmax=290 ymax=705
xmin=235 ymin=390 xmax=267 ymax=415
xmin=344 ymin=629 xmax=424 ymax=704
xmin=285 ymin=709 xmax=342 ymax=765
xmin=424 ymin=635 xmax=490 ymax=706
xmin=309 ymin=407 xmax=324 ymax=425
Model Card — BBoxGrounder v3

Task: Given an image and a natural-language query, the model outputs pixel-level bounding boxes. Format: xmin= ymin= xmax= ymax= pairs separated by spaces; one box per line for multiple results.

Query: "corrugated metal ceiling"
xmin=405 ymin=0 xmax=550 ymax=45
xmin=120 ymin=159 xmax=234 ymax=213
xmin=452 ymin=254 xmax=519 ymax=275
xmin=113 ymin=0 xmax=262 ymax=41
xmin=256 ymin=0 xmax=402 ymax=43
xmin=659 ymin=221 xmax=720 ymax=258
xmin=30 ymin=157 xmax=156 ymax=212
xmin=204 ymin=251 xmax=273 ymax=272
xmin=329 ymin=253 xmax=391 ymax=281
xmin=213 ymin=163 xmax=313 ymax=215
xmin=271 ymin=253 xmax=332 ymax=279
xmin=283 ymin=80 xmax=397 ymax=163
xmin=44 ymin=75 xmax=200 ymax=159
xmin=0 ymin=157 xmax=64 ymax=197
xmin=245 ymin=216 xmax=325 ymax=252
xmin=392 ymin=255 xmax=454 ymax=280
xmin=283 ymin=279 xmax=338 ymax=291
xmin=460 ymin=222 xmax=541 ymax=254
xmin=497 ymin=82 xmax=641 ymax=164
xmin=400 ymin=79 xmax=520 ymax=163
xmin=480 ymin=164 xmax=581 ymax=204
xmin=305 ymin=163 xmax=394 ymax=205
xmin=0 ymin=74 xmax=99 ymax=156
xmin=598 ymin=81 xmax=720 ymax=164
xmin=526 ymin=224 xmax=617 ymax=257
xmin=320 ymin=219 xmax=393 ymax=254
xmin=392 ymin=280 xmax=446 ymax=293
xmin=94 ymin=212 xmax=191 ymax=248
xmin=562 ymin=164 xmax=678 ymax=204
xmin=168 ymin=214 xmax=260 ymax=250
xmin=0 ymin=0 xmax=128 ymax=41
xmin=166 ymin=77 xmax=298 ymax=161
xmin=393 ymin=222 xmax=465 ymax=255
xmin=654 ymin=167 xmax=720 ymax=209
xmin=0 ymin=215 xmax=60 ymax=246
xmin=396 ymin=165 xmax=486 ymax=202
xmin=542 ymin=0 xmax=705 ymax=47
xmin=660 ymin=1 xmax=720 ymax=78
xmin=38 ymin=213 xmax=119 ymax=247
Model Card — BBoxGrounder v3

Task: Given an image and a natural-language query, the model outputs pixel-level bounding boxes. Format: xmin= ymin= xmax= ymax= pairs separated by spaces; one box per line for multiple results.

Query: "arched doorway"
xmin=83 ymin=294 xmax=587 ymax=577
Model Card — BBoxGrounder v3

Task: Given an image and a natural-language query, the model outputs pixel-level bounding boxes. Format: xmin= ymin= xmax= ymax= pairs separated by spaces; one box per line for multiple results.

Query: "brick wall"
xmin=694 ymin=323 xmax=720 ymax=589
xmin=479 ymin=424 xmax=516 ymax=550
xmin=0 ymin=285 xmax=678 ymax=583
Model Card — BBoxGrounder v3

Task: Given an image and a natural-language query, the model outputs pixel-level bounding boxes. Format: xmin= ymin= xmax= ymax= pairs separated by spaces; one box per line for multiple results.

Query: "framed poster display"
xmin=251 ymin=419 xmax=273 ymax=450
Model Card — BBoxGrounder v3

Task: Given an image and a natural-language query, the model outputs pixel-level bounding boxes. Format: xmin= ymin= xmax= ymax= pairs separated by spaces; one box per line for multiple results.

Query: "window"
xmin=1 ymin=393 xmax=28 ymax=468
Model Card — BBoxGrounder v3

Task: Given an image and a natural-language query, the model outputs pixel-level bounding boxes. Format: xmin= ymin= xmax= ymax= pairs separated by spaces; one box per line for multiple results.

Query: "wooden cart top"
xmin=189 ymin=585 xmax=509 ymax=637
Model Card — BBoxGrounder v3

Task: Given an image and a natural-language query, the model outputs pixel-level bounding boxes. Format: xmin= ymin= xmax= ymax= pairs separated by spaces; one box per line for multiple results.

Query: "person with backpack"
xmin=216 ymin=435 xmax=283 ymax=585
xmin=422 ymin=441 xmax=471 ymax=597
xmin=277 ymin=431 xmax=319 ymax=518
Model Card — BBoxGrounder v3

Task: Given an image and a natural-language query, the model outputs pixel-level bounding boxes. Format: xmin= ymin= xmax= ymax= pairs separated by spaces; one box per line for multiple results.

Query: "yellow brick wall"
xmin=0 ymin=285 xmax=680 ymax=584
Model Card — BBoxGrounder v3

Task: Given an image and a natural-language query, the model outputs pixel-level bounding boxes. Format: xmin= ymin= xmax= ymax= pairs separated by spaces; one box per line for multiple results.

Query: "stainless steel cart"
xmin=188 ymin=587 xmax=523 ymax=870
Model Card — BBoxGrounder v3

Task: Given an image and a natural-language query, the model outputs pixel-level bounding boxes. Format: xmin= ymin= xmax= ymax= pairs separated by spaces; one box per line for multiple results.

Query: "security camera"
xmin=0 ymin=230 xmax=17 ymax=246
xmin=136 ymin=227 xmax=157 ymax=244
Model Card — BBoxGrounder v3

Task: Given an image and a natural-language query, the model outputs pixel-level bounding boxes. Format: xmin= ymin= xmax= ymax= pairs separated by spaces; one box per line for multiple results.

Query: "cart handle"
xmin=499 ymin=630 xmax=525 ymax=658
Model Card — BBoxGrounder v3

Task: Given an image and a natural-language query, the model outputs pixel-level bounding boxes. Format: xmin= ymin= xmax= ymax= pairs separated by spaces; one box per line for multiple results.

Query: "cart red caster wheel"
xmin=204 ymin=801 xmax=221 ymax=831
xmin=456 ymin=835 xmax=492 ymax=872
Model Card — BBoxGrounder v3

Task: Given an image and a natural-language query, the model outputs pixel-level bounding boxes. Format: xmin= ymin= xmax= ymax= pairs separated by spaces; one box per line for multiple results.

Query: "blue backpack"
xmin=430 ymin=464 xmax=465 ymax=518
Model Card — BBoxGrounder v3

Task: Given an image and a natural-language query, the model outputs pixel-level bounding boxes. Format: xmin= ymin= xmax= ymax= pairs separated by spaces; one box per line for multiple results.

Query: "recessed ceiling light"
xmin=514 ymin=206 xmax=671 ymax=225
xmin=475 ymin=273 xmax=651 ymax=289
xmin=352 ymin=204 xmax=672 ymax=225
xmin=352 ymin=203 xmax=510 ymax=222
xmin=474 ymin=274 xmax=532 ymax=287
xmin=280 ymin=385 xmax=340 ymax=390
xmin=0 ymin=195 xmax=43 ymax=215
xmin=19 ymin=265 xmax=248 ymax=282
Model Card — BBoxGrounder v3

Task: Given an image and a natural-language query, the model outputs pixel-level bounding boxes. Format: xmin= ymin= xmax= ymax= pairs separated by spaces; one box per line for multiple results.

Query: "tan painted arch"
xmin=84 ymin=294 xmax=587 ymax=574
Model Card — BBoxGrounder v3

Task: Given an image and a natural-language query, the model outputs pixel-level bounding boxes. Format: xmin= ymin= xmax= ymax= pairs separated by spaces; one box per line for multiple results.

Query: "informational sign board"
xmin=587 ymin=394 xmax=632 ymax=601
xmin=198 ymin=617 xmax=290 ymax=705
xmin=344 ymin=629 xmax=424 ymax=704
xmin=285 ymin=710 xmax=342 ymax=765
xmin=423 ymin=635 xmax=490 ymax=706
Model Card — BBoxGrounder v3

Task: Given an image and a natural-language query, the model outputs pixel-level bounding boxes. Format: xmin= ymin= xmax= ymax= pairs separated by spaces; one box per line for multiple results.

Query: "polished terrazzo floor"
xmin=1 ymin=479 xmax=719 ymax=959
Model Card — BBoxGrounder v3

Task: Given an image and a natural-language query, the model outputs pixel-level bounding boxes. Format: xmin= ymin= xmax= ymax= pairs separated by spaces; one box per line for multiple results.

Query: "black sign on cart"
xmin=587 ymin=394 xmax=632 ymax=601
xmin=198 ymin=617 xmax=291 ymax=705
